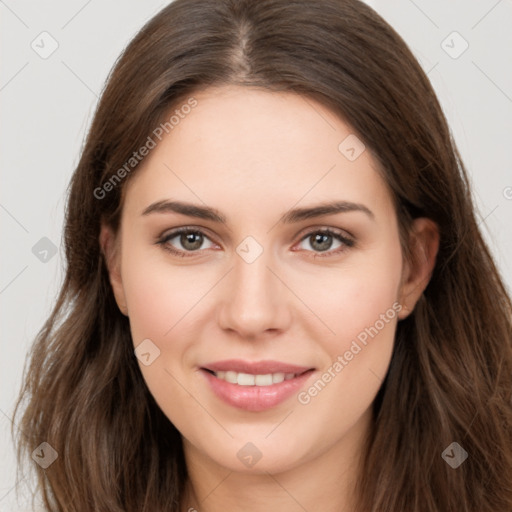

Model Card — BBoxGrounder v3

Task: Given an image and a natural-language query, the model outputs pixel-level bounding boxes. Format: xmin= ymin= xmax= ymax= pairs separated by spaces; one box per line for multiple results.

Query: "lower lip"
xmin=200 ymin=369 xmax=315 ymax=412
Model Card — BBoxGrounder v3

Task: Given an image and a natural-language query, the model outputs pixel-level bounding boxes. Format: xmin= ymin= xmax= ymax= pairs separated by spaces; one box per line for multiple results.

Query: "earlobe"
xmin=397 ymin=217 xmax=440 ymax=320
xmin=99 ymin=224 xmax=129 ymax=316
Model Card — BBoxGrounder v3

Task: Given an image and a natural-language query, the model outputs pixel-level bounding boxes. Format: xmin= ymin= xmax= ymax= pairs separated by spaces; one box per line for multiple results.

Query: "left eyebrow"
xmin=280 ymin=200 xmax=375 ymax=223
xmin=141 ymin=199 xmax=375 ymax=223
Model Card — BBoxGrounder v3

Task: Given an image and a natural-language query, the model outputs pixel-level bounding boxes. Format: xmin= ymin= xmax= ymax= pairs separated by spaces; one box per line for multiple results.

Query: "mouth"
xmin=199 ymin=361 xmax=316 ymax=412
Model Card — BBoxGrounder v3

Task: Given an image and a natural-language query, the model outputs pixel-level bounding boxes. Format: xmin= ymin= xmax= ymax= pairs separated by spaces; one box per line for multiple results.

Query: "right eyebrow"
xmin=141 ymin=200 xmax=227 ymax=223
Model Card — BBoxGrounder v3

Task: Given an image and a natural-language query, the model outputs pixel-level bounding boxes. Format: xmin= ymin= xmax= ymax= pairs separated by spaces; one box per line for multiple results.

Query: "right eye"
xmin=157 ymin=227 xmax=217 ymax=257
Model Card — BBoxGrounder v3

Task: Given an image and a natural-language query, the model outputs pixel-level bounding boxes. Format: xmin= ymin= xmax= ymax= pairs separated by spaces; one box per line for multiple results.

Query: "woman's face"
xmin=103 ymin=85 xmax=433 ymax=475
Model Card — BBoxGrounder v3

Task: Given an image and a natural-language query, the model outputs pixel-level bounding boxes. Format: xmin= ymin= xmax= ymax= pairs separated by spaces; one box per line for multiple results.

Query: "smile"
xmin=200 ymin=366 xmax=315 ymax=412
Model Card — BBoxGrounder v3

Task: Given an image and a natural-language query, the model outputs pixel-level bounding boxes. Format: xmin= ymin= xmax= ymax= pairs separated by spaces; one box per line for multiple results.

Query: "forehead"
xmin=122 ymin=85 xmax=394 ymax=219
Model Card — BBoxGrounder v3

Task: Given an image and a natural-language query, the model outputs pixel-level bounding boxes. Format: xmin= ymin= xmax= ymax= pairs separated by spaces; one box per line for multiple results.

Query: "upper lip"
xmin=201 ymin=359 xmax=314 ymax=375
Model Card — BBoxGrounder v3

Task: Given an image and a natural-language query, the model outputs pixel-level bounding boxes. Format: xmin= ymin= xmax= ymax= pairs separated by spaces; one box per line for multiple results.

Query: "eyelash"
xmin=156 ymin=226 xmax=355 ymax=259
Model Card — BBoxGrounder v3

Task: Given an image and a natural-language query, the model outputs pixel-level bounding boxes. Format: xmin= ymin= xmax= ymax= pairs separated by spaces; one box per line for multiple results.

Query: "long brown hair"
xmin=13 ymin=0 xmax=512 ymax=510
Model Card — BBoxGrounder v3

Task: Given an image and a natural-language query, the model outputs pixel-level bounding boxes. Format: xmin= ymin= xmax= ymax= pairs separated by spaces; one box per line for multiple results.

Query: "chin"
xmin=206 ymin=438 xmax=309 ymax=475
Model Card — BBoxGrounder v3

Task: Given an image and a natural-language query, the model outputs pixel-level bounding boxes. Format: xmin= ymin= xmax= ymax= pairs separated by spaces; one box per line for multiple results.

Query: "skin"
xmin=100 ymin=85 xmax=439 ymax=512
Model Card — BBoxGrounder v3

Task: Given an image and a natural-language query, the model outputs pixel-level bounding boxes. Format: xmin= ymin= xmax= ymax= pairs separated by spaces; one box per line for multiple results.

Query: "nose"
xmin=216 ymin=245 xmax=292 ymax=339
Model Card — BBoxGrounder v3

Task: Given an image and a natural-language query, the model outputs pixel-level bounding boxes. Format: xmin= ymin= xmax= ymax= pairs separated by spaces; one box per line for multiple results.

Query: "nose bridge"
xmin=233 ymin=247 xmax=274 ymax=299
xmin=217 ymin=236 xmax=290 ymax=336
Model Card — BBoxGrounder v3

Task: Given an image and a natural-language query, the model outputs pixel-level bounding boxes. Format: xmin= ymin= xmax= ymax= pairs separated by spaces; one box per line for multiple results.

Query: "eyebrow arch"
xmin=141 ymin=199 xmax=375 ymax=224
xmin=281 ymin=201 xmax=375 ymax=223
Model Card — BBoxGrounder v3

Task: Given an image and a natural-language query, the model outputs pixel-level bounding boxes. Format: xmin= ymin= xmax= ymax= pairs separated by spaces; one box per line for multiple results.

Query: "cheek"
xmin=123 ymin=267 xmax=176 ymax=346
xmin=304 ymin=239 xmax=403 ymax=356
xmin=295 ymin=247 xmax=402 ymax=439
xmin=120 ymin=239 xmax=213 ymax=345
xmin=120 ymin=248 xmax=208 ymax=423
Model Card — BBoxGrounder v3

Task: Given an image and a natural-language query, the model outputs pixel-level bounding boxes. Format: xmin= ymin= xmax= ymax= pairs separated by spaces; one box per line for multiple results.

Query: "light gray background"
xmin=1 ymin=1 xmax=511 ymax=509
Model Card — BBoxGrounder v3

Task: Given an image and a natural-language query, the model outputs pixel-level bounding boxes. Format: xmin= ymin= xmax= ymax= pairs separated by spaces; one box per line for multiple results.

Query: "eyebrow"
xmin=141 ymin=199 xmax=375 ymax=223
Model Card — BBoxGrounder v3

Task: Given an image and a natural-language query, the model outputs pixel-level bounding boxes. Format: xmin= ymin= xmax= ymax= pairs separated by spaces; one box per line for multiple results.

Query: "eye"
xmin=156 ymin=226 xmax=355 ymax=258
xmin=156 ymin=227 xmax=217 ymax=257
xmin=295 ymin=228 xmax=355 ymax=257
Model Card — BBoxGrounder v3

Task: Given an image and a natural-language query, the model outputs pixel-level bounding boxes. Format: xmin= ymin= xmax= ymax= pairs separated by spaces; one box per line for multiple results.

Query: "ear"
xmin=397 ymin=217 xmax=440 ymax=320
xmin=99 ymin=223 xmax=128 ymax=316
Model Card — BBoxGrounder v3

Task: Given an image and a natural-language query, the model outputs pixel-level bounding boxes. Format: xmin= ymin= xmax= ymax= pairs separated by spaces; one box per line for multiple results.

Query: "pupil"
xmin=182 ymin=232 xmax=202 ymax=250
xmin=312 ymin=233 xmax=332 ymax=251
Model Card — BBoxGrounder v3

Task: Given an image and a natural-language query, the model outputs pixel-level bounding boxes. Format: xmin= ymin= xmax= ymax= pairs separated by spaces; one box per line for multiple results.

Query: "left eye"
xmin=295 ymin=229 xmax=354 ymax=256
xmin=157 ymin=227 xmax=354 ymax=258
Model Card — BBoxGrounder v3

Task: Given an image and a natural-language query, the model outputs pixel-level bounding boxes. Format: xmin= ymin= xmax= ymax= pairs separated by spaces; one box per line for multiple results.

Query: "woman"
xmin=13 ymin=0 xmax=512 ymax=511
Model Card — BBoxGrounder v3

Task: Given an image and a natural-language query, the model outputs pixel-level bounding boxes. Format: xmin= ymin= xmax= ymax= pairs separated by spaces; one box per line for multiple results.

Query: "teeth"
xmin=255 ymin=374 xmax=272 ymax=386
xmin=238 ymin=373 xmax=255 ymax=386
xmin=272 ymin=373 xmax=285 ymax=384
xmin=212 ymin=370 xmax=298 ymax=386
xmin=225 ymin=371 xmax=237 ymax=384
